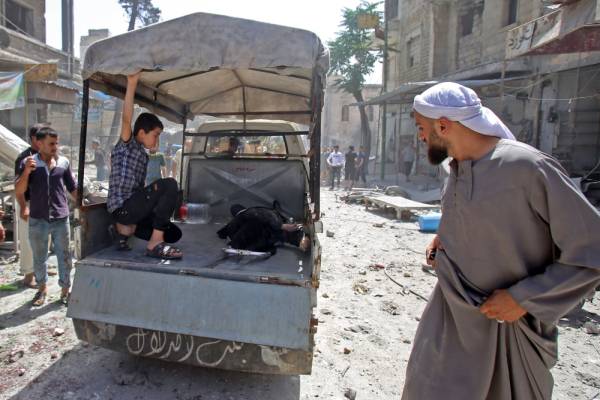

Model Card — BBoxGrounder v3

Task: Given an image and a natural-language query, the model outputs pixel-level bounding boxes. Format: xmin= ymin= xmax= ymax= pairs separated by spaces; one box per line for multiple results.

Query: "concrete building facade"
xmin=322 ymin=77 xmax=381 ymax=154
xmin=378 ymin=0 xmax=600 ymax=182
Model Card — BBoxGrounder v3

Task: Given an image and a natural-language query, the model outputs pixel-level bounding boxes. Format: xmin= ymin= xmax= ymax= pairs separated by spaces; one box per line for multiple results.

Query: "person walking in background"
xmin=145 ymin=146 xmax=167 ymax=185
xmin=320 ymin=146 xmax=330 ymax=182
xmin=326 ymin=145 xmax=344 ymax=190
xmin=356 ymin=145 xmax=368 ymax=185
xmin=401 ymin=144 xmax=415 ymax=182
xmin=344 ymin=145 xmax=357 ymax=190
xmin=91 ymin=138 xmax=108 ymax=181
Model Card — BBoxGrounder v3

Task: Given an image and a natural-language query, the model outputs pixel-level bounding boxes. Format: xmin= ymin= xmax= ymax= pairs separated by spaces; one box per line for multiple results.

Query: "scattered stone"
xmin=369 ymin=263 xmax=385 ymax=271
xmin=321 ymin=293 xmax=329 ymax=299
xmin=403 ymin=339 xmax=412 ymax=344
xmin=576 ymin=371 xmax=600 ymax=388
xmin=344 ymin=388 xmax=357 ymax=400
xmin=352 ymin=282 xmax=370 ymax=295
xmin=584 ymin=322 xmax=600 ymax=335
xmin=53 ymin=328 xmax=65 ymax=337
xmin=381 ymin=301 xmax=401 ymax=315
xmin=343 ymin=347 xmax=352 ymax=355
xmin=17 ymin=368 xmax=26 ymax=376
xmin=358 ymin=271 xmax=367 ymax=276
xmin=373 ymin=222 xmax=385 ymax=228
xmin=321 ymin=308 xmax=333 ymax=315
xmin=345 ymin=324 xmax=370 ymax=334
xmin=403 ymin=272 xmax=412 ymax=278
xmin=326 ymin=230 xmax=335 ymax=238
xmin=50 ymin=352 xmax=59 ymax=360
xmin=415 ymin=316 xmax=421 ymax=322
xmin=8 ymin=349 xmax=24 ymax=363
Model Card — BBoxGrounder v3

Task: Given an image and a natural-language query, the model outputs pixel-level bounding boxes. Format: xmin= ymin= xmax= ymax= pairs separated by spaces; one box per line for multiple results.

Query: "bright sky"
xmin=44 ymin=0 xmax=382 ymax=83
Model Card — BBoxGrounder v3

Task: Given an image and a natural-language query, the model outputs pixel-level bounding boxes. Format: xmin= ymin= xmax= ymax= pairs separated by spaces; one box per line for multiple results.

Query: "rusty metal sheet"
xmin=507 ymin=0 xmax=600 ymax=57
xmin=72 ymin=319 xmax=313 ymax=375
xmin=67 ymin=264 xmax=314 ymax=350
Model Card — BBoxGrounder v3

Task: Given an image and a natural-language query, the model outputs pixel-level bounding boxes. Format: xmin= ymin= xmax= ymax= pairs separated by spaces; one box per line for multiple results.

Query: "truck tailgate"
xmin=67 ymin=264 xmax=314 ymax=350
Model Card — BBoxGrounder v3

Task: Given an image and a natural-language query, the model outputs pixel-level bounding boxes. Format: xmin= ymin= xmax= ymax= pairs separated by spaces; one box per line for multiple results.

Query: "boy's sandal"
xmin=109 ymin=225 xmax=132 ymax=251
xmin=32 ymin=291 xmax=46 ymax=307
xmin=117 ymin=237 xmax=132 ymax=251
xmin=146 ymin=243 xmax=182 ymax=260
xmin=59 ymin=292 xmax=70 ymax=306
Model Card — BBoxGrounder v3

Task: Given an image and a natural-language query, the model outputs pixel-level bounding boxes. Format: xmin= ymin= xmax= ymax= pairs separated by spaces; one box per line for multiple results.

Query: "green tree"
xmin=328 ymin=1 xmax=382 ymax=155
xmin=119 ymin=0 xmax=161 ymax=31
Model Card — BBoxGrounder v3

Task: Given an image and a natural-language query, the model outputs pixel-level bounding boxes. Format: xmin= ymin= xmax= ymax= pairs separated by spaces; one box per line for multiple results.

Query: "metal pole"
xmin=77 ymin=79 xmax=89 ymax=207
xmin=23 ymin=79 xmax=28 ymax=138
xmin=380 ymin=1 xmax=389 ymax=180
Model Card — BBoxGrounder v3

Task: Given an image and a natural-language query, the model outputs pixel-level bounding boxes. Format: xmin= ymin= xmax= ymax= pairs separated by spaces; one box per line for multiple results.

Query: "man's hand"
xmin=425 ymin=235 xmax=443 ymax=268
xmin=20 ymin=205 xmax=30 ymax=222
xmin=23 ymin=156 xmax=36 ymax=175
xmin=282 ymin=223 xmax=303 ymax=232
xmin=479 ymin=289 xmax=527 ymax=323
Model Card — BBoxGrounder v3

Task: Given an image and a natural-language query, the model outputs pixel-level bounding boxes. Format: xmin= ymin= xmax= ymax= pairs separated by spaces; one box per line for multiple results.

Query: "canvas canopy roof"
xmin=82 ymin=13 xmax=329 ymax=125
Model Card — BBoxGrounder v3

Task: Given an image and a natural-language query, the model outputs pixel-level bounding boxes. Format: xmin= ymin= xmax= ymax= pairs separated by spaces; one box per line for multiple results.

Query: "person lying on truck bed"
xmin=106 ymin=72 xmax=183 ymax=260
xmin=217 ymin=203 xmax=310 ymax=254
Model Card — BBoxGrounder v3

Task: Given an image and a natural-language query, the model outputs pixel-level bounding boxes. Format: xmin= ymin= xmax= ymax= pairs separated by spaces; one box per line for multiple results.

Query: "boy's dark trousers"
xmin=112 ymin=178 xmax=180 ymax=240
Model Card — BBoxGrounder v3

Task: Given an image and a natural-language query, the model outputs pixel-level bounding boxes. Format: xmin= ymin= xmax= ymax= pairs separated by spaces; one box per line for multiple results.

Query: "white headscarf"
xmin=413 ymin=82 xmax=516 ymax=140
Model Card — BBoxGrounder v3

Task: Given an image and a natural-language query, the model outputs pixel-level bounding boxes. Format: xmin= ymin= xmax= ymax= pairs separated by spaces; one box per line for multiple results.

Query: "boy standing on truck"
xmin=107 ymin=72 xmax=183 ymax=260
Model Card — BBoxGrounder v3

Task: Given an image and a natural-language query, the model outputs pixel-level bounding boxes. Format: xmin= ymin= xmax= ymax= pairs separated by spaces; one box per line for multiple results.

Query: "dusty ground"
xmin=1 ymin=189 xmax=599 ymax=399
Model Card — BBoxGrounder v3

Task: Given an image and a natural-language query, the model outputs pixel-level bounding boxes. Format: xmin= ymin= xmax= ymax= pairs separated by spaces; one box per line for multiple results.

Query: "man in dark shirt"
xmin=15 ymin=127 xmax=77 ymax=306
xmin=108 ymin=72 xmax=182 ymax=260
xmin=91 ymin=138 xmax=108 ymax=181
xmin=356 ymin=146 xmax=368 ymax=184
xmin=14 ymin=123 xmax=46 ymax=288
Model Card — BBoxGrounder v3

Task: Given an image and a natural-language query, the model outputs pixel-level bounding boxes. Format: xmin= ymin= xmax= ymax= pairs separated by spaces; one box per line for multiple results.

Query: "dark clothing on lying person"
xmin=217 ymin=204 xmax=304 ymax=254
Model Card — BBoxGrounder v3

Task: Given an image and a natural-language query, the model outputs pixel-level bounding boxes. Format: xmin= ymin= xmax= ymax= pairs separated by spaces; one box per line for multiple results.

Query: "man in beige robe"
xmin=402 ymin=82 xmax=600 ymax=400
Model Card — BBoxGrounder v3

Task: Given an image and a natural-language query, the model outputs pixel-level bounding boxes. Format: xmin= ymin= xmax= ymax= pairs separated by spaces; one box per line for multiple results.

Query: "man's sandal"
xmin=59 ymin=292 xmax=70 ymax=306
xmin=32 ymin=291 xmax=46 ymax=307
xmin=146 ymin=243 xmax=183 ymax=260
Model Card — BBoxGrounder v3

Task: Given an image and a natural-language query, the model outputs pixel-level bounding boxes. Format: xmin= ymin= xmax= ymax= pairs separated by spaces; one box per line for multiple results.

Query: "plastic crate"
xmin=418 ymin=212 xmax=442 ymax=233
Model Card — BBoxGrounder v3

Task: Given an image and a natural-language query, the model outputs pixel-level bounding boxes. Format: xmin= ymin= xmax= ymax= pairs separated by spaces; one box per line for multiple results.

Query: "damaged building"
xmin=369 ymin=0 xmax=600 ymax=196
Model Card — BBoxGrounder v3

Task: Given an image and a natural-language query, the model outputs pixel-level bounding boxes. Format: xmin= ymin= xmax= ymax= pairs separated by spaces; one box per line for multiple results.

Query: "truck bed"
xmin=81 ymin=222 xmax=312 ymax=284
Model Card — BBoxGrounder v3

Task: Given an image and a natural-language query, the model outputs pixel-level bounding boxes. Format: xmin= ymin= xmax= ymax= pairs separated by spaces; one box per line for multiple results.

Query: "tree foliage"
xmin=119 ymin=0 xmax=161 ymax=31
xmin=328 ymin=1 xmax=382 ymax=96
xmin=328 ymin=1 xmax=382 ymax=151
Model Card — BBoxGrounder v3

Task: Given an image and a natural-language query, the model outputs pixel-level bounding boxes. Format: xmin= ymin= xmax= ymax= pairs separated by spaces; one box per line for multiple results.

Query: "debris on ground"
xmin=584 ymin=322 xmax=600 ymax=335
xmin=352 ymin=281 xmax=370 ymax=295
xmin=52 ymin=328 xmax=65 ymax=337
xmin=344 ymin=388 xmax=357 ymax=400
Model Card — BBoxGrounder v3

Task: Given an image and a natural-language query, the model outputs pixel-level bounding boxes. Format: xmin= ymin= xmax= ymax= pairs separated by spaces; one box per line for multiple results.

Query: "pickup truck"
xmin=67 ymin=12 xmax=328 ymax=375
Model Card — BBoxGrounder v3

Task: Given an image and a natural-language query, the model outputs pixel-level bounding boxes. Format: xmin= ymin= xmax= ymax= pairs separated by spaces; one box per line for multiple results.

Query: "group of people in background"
xmin=322 ymin=145 xmax=368 ymax=190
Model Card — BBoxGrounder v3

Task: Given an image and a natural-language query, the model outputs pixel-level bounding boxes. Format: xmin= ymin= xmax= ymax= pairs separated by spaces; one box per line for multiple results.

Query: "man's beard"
xmin=426 ymin=130 xmax=448 ymax=165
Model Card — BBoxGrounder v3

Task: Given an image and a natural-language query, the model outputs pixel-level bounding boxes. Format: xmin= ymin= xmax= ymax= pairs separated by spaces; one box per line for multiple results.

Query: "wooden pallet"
xmin=364 ymin=195 xmax=439 ymax=220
